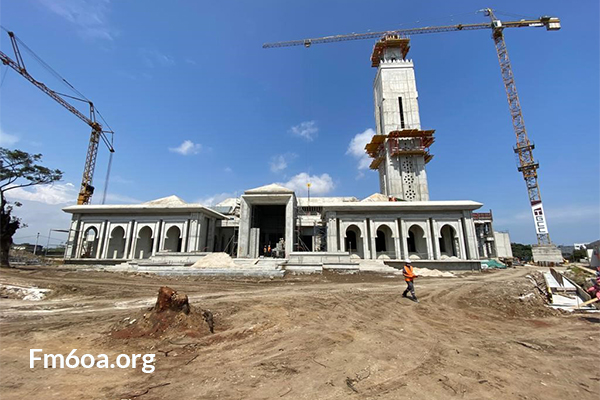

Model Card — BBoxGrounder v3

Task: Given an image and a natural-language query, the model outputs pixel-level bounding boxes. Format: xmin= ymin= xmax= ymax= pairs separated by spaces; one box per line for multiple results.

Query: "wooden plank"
xmin=571 ymin=297 xmax=599 ymax=309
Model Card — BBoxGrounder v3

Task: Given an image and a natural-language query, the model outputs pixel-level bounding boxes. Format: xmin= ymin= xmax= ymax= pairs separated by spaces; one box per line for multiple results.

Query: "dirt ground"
xmin=0 ymin=265 xmax=598 ymax=399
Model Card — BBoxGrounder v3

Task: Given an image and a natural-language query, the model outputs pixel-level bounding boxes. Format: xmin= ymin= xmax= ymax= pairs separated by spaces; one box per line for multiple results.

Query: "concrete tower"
xmin=366 ymin=37 xmax=434 ymax=201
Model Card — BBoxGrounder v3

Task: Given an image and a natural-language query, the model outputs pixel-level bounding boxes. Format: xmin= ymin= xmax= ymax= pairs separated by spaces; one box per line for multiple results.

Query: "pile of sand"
xmin=191 ymin=252 xmax=236 ymax=269
xmin=413 ymin=267 xmax=454 ymax=278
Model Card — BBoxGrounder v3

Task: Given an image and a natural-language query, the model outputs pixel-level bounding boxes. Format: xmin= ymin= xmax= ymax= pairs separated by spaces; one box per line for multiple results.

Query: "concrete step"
xmin=284 ymin=263 xmax=323 ymax=274
xmin=322 ymin=263 xmax=360 ymax=274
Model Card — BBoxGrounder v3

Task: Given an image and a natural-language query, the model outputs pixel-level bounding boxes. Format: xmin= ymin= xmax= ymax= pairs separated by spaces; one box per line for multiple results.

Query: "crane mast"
xmin=484 ymin=9 xmax=552 ymax=245
xmin=0 ymin=30 xmax=114 ymax=205
xmin=263 ymin=9 xmax=560 ymax=247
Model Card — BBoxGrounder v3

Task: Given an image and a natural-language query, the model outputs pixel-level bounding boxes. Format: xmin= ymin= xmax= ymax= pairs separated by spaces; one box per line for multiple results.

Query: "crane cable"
xmin=101 ymin=151 xmax=113 ymax=205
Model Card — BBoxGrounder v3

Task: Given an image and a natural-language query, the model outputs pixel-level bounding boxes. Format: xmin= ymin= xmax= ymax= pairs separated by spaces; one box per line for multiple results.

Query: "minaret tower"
xmin=365 ymin=37 xmax=435 ymax=201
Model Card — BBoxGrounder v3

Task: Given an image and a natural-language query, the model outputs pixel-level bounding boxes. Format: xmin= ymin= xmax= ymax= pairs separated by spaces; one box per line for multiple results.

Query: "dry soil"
xmin=0 ymin=265 xmax=598 ymax=399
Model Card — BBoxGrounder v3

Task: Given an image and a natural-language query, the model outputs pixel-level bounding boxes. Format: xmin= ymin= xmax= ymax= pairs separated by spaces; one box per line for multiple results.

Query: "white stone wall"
xmin=65 ymin=212 xmax=215 ymax=260
xmin=327 ymin=210 xmax=478 ymax=262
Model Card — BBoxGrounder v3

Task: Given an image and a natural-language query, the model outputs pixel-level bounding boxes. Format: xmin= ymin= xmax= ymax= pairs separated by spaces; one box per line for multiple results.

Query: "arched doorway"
xmin=81 ymin=227 xmax=99 ymax=258
xmin=107 ymin=226 xmax=126 ymax=259
xmin=376 ymin=225 xmax=396 ymax=259
xmin=135 ymin=226 xmax=153 ymax=259
xmin=439 ymin=224 xmax=459 ymax=258
xmin=407 ymin=225 xmax=428 ymax=259
xmin=164 ymin=226 xmax=182 ymax=252
xmin=345 ymin=225 xmax=364 ymax=259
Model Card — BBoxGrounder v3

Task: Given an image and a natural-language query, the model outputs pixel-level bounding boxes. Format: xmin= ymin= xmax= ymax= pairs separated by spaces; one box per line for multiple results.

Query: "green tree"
xmin=511 ymin=243 xmax=533 ymax=262
xmin=571 ymin=249 xmax=587 ymax=262
xmin=1 ymin=148 xmax=62 ymax=267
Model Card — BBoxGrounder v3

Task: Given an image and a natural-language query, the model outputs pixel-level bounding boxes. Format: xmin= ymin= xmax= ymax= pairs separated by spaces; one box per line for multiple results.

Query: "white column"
xmin=152 ymin=220 xmax=162 ymax=256
xmin=431 ymin=218 xmax=441 ymax=260
xmin=340 ymin=224 xmax=346 ymax=252
xmin=187 ymin=214 xmax=199 ymax=252
xmin=237 ymin=198 xmax=251 ymax=257
xmin=101 ymin=222 xmax=112 ymax=259
xmin=159 ymin=222 xmax=167 ymax=252
xmin=128 ymin=221 xmax=139 ymax=259
xmin=425 ymin=220 xmax=434 ymax=260
xmin=123 ymin=221 xmax=133 ymax=259
xmin=457 ymin=221 xmax=467 ymax=260
xmin=284 ymin=196 xmax=294 ymax=257
xmin=369 ymin=220 xmax=377 ymax=260
xmin=399 ymin=218 xmax=409 ymax=260
xmin=362 ymin=219 xmax=370 ymax=260
xmin=326 ymin=212 xmax=338 ymax=252
xmin=394 ymin=220 xmax=402 ymax=260
xmin=182 ymin=219 xmax=189 ymax=252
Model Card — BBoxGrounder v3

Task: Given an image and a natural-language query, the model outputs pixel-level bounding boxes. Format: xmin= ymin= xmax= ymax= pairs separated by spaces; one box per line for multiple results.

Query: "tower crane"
xmin=263 ymin=8 xmax=560 ymax=248
xmin=0 ymin=30 xmax=115 ymax=205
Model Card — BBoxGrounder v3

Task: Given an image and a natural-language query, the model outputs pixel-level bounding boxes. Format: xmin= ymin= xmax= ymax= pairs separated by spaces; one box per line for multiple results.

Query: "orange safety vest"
xmin=403 ymin=264 xmax=416 ymax=282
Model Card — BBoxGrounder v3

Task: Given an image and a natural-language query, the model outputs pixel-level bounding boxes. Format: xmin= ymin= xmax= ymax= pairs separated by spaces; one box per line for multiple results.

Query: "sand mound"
xmin=191 ymin=252 xmax=236 ymax=269
xmin=0 ymin=284 xmax=50 ymax=300
xmin=413 ymin=267 xmax=454 ymax=278
xmin=110 ymin=287 xmax=214 ymax=340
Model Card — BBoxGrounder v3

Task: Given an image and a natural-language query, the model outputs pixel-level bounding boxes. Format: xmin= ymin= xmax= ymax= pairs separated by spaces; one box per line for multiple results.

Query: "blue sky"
xmin=1 ymin=0 xmax=598 ymax=247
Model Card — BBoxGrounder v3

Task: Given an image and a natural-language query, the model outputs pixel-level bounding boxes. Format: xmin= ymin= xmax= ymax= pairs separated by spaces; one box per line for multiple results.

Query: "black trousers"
xmin=403 ymin=281 xmax=416 ymax=298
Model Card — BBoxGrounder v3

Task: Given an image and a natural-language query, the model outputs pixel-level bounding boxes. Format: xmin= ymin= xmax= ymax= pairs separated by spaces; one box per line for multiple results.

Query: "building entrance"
xmin=251 ymin=205 xmax=286 ymax=256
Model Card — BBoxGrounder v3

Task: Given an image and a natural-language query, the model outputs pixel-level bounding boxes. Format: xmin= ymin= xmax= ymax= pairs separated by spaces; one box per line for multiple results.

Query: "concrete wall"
xmin=493 ymin=231 xmax=513 ymax=259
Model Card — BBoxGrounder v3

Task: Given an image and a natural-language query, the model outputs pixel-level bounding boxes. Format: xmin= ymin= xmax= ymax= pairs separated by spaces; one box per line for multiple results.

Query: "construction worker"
xmin=402 ymin=259 xmax=419 ymax=302
xmin=267 ymin=243 xmax=272 ymax=257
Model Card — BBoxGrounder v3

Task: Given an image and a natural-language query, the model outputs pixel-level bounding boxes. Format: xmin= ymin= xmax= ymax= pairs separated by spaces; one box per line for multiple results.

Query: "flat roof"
xmin=62 ymin=203 xmax=227 ymax=219
xmin=320 ymin=200 xmax=482 ymax=212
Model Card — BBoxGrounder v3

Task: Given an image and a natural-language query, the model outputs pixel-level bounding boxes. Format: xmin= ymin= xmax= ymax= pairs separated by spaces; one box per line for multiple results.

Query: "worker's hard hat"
xmin=405 ymin=258 xmax=412 ymax=264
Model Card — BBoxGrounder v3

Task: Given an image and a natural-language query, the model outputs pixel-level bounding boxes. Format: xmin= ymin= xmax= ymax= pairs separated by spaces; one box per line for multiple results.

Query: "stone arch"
xmin=407 ymin=224 xmax=428 ymax=259
xmin=375 ymin=224 xmax=396 ymax=259
xmin=345 ymin=224 xmax=364 ymax=259
xmin=135 ymin=226 xmax=153 ymax=259
xmin=107 ymin=226 xmax=126 ymax=259
xmin=81 ymin=226 xmax=99 ymax=258
xmin=439 ymin=224 xmax=459 ymax=258
xmin=164 ymin=226 xmax=182 ymax=252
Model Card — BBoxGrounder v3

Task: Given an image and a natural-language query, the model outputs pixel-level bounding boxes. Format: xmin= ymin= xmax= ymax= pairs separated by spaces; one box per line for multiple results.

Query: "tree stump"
xmin=154 ymin=286 xmax=190 ymax=314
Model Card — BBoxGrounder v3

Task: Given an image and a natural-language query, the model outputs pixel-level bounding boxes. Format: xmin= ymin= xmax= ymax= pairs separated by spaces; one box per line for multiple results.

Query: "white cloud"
xmin=169 ymin=140 xmax=201 ymax=155
xmin=0 ymin=128 xmax=20 ymax=147
xmin=279 ymin=172 xmax=335 ymax=195
xmin=270 ymin=153 xmax=297 ymax=173
xmin=196 ymin=192 xmax=236 ymax=207
xmin=224 ymin=167 xmax=233 ymax=173
xmin=289 ymin=121 xmax=318 ymax=141
xmin=139 ymin=48 xmax=176 ymax=68
xmin=38 ymin=0 xmax=117 ymax=40
xmin=347 ymin=128 xmax=375 ymax=171
xmin=6 ymin=183 xmax=77 ymax=205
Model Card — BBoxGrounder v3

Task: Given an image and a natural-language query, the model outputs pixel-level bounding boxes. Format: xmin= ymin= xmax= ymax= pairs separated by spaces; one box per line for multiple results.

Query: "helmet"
xmin=405 ymin=258 xmax=412 ymax=264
